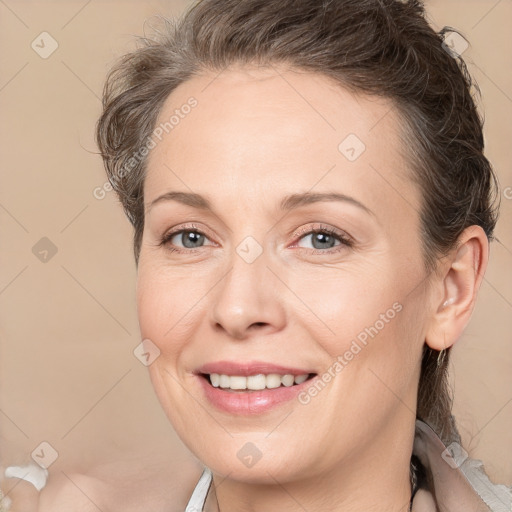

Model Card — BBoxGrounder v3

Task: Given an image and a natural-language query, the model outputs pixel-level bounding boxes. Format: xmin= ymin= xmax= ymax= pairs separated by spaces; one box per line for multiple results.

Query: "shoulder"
xmin=38 ymin=472 xmax=108 ymax=512
xmin=37 ymin=453 xmax=203 ymax=512
xmin=413 ymin=420 xmax=511 ymax=512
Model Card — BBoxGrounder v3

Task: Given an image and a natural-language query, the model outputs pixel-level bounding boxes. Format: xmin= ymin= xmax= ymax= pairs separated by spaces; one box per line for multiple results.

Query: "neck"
xmin=205 ymin=417 xmax=416 ymax=512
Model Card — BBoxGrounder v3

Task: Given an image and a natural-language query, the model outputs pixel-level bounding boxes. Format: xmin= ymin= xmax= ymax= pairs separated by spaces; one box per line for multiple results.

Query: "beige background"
xmin=1 ymin=0 xmax=511 ymax=495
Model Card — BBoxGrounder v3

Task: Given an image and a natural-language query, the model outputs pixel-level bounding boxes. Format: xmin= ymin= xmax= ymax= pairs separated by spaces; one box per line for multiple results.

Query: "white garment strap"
xmin=184 ymin=467 xmax=213 ymax=512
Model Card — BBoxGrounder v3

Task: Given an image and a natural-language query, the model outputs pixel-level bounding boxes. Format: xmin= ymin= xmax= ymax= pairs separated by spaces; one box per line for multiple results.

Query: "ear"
xmin=425 ymin=225 xmax=489 ymax=352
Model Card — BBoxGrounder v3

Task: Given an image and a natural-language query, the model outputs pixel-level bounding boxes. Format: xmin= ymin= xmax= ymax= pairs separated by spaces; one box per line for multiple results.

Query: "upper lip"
xmin=195 ymin=360 xmax=315 ymax=376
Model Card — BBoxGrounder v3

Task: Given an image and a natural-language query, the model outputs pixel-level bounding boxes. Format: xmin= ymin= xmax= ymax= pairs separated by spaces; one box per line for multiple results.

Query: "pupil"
xmin=183 ymin=231 xmax=204 ymax=248
xmin=313 ymin=233 xmax=335 ymax=250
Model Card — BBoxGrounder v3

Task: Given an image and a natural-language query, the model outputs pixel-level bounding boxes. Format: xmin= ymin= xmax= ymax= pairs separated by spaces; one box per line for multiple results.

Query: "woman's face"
xmin=137 ymin=65 xmax=433 ymax=483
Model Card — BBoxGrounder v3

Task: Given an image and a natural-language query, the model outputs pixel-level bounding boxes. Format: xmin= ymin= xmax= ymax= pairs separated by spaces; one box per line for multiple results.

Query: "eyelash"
xmin=292 ymin=224 xmax=354 ymax=252
xmin=159 ymin=223 xmax=207 ymax=254
xmin=159 ymin=222 xmax=353 ymax=255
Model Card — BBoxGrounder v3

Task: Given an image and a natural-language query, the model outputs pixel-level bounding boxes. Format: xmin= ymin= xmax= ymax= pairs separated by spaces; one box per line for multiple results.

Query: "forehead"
xmin=144 ymin=65 xmax=420 ymax=224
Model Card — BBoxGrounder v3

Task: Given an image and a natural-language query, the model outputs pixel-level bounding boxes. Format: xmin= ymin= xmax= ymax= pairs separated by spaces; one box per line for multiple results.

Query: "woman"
xmin=91 ymin=0 xmax=510 ymax=510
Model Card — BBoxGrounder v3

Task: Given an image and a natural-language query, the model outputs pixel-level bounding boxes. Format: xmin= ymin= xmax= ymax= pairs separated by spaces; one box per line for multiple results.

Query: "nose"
xmin=209 ymin=248 xmax=287 ymax=340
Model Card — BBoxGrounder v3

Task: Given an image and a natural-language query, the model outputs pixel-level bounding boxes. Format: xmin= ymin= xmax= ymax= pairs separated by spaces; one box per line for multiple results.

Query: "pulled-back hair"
xmin=96 ymin=0 xmax=499 ymax=444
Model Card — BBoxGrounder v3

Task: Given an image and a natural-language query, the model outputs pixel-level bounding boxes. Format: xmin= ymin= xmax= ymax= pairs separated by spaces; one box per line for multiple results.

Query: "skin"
xmin=136 ymin=64 xmax=488 ymax=512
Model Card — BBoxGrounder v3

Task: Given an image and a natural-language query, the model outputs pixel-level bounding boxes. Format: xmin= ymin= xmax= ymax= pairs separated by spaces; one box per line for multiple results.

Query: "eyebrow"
xmin=280 ymin=192 xmax=373 ymax=216
xmin=146 ymin=190 xmax=374 ymax=216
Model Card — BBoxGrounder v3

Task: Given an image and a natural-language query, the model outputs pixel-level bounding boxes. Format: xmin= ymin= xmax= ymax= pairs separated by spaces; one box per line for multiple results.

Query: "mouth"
xmin=194 ymin=361 xmax=319 ymax=414
xmin=199 ymin=372 xmax=317 ymax=392
xmin=195 ymin=366 xmax=319 ymax=415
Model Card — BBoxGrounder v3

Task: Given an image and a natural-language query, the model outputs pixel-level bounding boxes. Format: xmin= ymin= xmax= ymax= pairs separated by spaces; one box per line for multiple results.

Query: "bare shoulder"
xmin=37 ymin=453 xmax=203 ymax=512
xmin=37 ymin=471 xmax=109 ymax=512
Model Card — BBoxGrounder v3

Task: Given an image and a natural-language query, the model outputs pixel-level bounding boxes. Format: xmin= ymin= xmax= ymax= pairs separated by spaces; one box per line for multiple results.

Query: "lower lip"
xmin=197 ymin=375 xmax=316 ymax=415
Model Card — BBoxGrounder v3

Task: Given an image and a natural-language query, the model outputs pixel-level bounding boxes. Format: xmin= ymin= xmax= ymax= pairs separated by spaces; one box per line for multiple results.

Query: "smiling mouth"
xmin=200 ymin=372 xmax=317 ymax=392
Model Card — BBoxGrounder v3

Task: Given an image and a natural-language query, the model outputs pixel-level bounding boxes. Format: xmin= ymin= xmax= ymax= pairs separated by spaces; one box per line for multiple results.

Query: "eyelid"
xmin=159 ymin=222 xmax=353 ymax=253
xmin=160 ymin=223 xmax=216 ymax=248
xmin=290 ymin=223 xmax=354 ymax=247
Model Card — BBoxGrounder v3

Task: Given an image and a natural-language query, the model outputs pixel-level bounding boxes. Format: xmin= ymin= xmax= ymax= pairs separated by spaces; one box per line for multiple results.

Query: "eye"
xmin=159 ymin=224 xmax=215 ymax=253
xmin=293 ymin=224 xmax=353 ymax=253
xmin=171 ymin=231 xmax=207 ymax=249
xmin=158 ymin=222 xmax=353 ymax=255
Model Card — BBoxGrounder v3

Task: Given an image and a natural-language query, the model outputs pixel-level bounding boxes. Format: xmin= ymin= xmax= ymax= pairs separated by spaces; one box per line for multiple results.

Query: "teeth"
xmin=247 ymin=374 xmax=266 ymax=390
xmin=219 ymin=374 xmax=230 ymax=388
xmin=266 ymin=374 xmax=282 ymax=389
xmin=210 ymin=373 xmax=220 ymax=387
xmin=294 ymin=374 xmax=308 ymax=385
xmin=208 ymin=373 xmax=310 ymax=390
xmin=281 ymin=374 xmax=295 ymax=387
xmin=229 ymin=376 xmax=247 ymax=390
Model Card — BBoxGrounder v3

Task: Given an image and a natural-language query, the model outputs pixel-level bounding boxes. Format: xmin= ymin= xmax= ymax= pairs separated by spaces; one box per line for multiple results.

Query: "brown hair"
xmin=96 ymin=0 xmax=499 ymax=444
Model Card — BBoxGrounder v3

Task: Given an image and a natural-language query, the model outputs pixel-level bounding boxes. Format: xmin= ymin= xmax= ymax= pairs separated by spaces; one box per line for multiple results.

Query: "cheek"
xmin=136 ymin=267 xmax=200 ymax=424
xmin=287 ymin=265 xmax=402 ymax=346
xmin=136 ymin=261 xmax=208 ymax=350
xmin=289 ymin=262 xmax=424 ymax=393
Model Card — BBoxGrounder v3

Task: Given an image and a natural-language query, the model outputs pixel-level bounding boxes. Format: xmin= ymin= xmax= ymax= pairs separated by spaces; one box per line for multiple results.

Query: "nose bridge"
xmin=209 ymin=235 xmax=286 ymax=339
